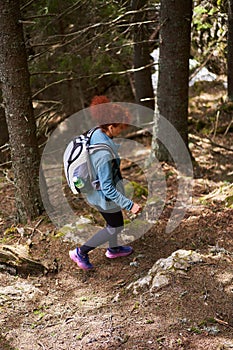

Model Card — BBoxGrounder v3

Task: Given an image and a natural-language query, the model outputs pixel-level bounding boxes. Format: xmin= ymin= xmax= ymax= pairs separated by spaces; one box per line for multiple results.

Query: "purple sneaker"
xmin=69 ymin=248 xmax=93 ymax=270
xmin=105 ymin=246 xmax=133 ymax=259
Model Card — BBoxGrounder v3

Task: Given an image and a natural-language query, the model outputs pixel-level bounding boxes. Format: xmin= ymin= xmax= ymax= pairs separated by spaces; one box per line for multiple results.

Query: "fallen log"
xmin=0 ymin=244 xmax=50 ymax=275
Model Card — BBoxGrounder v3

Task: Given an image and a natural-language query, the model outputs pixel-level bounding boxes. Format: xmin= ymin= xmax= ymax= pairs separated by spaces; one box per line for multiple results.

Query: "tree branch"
xmin=98 ymin=62 xmax=155 ymax=79
xmin=32 ymin=61 xmax=156 ymax=98
xmin=30 ymin=70 xmax=71 ymax=75
xmin=20 ymin=0 xmax=37 ymax=11
xmin=22 ymin=14 xmax=57 ymax=20
xmin=206 ymin=136 xmax=233 ymax=152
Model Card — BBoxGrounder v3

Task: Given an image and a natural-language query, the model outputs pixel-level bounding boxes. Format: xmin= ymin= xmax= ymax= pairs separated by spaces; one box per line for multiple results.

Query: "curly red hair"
xmin=90 ymin=95 xmax=131 ymax=128
xmin=90 ymin=95 xmax=110 ymax=106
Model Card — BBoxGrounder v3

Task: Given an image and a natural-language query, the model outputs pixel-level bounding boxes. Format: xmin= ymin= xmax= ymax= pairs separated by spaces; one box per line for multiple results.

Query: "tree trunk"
xmin=132 ymin=0 xmax=155 ymax=110
xmin=0 ymin=99 xmax=8 ymax=146
xmin=0 ymin=0 xmax=43 ymax=222
xmin=156 ymin=0 xmax=193 ymax=161
xmin=227 ymin=0 xmax=233 ymax=101
xmin=0 ymin=105 xmax=9 ymax=165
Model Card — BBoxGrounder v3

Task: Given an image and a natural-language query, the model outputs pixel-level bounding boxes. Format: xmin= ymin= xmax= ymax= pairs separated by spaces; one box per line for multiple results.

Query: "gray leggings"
xmin=80 ymin=210 xmax=124 ymax=254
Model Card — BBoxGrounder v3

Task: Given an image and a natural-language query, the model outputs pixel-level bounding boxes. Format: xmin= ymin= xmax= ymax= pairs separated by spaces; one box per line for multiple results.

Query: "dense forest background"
xmin=21 ymin=0 xmax=229 ymax=117
xmin=0 ymin=0 xmax=230 ymax=137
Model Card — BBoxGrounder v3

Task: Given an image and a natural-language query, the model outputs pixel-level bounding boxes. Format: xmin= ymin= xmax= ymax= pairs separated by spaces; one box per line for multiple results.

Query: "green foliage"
xmin=193 ymin=3 xmax=222 ymax=31
xmin=225 ymin=195 xmax=233 ymax=208
xmin=4 ymin=226 xmax=18 ymax=235
xmin=125 ymin=181 xmax=148 ymax=199
xmin=216 ymin=0 xmax=228 ymax=13
xmin=192 ymin=0 xmax=227 ymax=74
xmin=193 ymin=6 xmax=213 ymax=31
xmin=33 ymin=308 xmax=46 ymax=319
xmin=21 ymin=0 xmax=135 ymax=120
xmin=189 ymin=325 xmax=202 ymax=334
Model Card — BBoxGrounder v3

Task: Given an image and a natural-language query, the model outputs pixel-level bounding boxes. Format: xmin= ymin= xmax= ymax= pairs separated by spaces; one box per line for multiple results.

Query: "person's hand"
xmin=130 ymin=203 xmax=141 ymax=215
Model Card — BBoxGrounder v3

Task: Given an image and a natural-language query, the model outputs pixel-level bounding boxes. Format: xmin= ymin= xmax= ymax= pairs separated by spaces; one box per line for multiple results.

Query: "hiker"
xmin=69 ymin=96 xmax=141 ymax=270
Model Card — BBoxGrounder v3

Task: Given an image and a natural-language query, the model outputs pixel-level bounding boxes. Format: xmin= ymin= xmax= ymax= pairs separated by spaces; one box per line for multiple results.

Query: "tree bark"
xmin=156 ymin=0 xmax=193 ymax=161
xmin=0 ymin=105 xmax=9 ymax=165
xmin=0 ymin=0 xmax=43 ymax=222
xmin=132 ymin=0 xmax=155 ymax=110
xmin=0 ymin=104 xmax=8 ymax=147
xmin=227 ymin=0 xmax=233 ymax=101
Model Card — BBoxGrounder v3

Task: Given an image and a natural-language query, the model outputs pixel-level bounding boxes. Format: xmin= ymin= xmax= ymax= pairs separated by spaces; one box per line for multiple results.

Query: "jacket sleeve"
xmin=93 ymin=150 xmax=133 ymax=211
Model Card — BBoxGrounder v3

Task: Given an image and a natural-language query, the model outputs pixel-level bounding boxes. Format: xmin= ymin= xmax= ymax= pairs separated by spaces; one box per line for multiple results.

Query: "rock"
xmin=127 ymin=249 xmax=203 ymax=294
xmin=127 ymin=274 xmax=152 ymax=294
xmin=0 ymin=281 xmax=43 ymax=306
xmin=151 ymin=272 xmax=170 ymax=290
xmin=151 ymin=49 xmax=221 ymax=92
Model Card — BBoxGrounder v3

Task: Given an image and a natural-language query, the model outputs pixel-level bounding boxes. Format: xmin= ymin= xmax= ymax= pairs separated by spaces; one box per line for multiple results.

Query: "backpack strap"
xmin=85 ymin=127 xmax=99 ymax=144
xmin=83 ymin=127 xmax=99 ymax=183
xmin=87 ymin=143 xmax=116 ymax=184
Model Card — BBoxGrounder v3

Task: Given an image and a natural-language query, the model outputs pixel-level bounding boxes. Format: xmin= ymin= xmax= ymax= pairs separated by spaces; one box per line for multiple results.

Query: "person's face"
xmin=107 ymin=124 xmax=127 ymax=138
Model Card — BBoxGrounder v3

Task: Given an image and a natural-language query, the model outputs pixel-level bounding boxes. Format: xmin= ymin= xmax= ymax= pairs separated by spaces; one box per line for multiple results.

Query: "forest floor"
xmin=0 ymin=79 xmax=233 ymax=350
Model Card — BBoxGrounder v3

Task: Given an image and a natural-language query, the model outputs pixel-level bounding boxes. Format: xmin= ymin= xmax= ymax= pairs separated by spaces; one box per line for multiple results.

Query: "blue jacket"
xmin=86 ymin=128 xmax=133 ymax=212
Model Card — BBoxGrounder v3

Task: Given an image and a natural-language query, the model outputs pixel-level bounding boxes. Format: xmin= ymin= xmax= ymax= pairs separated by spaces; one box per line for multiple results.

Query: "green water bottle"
xmin=73 ymin=176 xmax=85 ymax=189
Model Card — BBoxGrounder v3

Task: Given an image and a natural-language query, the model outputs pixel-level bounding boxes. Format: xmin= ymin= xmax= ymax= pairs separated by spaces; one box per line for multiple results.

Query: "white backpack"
xmin=63 ymin=128 xmax=114 ymax=194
